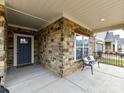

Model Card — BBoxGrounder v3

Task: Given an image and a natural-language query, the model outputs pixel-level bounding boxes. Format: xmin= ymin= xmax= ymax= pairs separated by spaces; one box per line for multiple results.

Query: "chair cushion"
xmin=88 ymin=56 xmax=95 ymax=61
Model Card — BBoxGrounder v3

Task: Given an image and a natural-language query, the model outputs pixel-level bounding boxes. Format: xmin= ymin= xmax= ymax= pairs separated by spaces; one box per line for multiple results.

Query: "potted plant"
xmin=118 ymin=52 xmax=124 ymax=58
xmin=97 ymin=51 xmax=103 ymax=57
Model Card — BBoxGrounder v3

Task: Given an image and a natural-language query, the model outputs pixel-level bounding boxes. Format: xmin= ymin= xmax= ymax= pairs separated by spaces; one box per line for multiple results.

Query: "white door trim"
xmin=14 ymin=34 xmax=34 ymax=66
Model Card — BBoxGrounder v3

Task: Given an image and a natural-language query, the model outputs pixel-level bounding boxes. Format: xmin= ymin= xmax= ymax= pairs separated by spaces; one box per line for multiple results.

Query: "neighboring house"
xmin=119 ymin=38 xmax=124 ymax=51
xmin=95 ymin=32 xmax=106 ymax=53
xmin=105 ymin=32 xmax=124 ymax=52
xmin=95 ymin=37 xmax=105 ymax=52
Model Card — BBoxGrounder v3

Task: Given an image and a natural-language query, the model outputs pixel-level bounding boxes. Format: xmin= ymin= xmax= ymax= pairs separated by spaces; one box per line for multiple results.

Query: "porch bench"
xmin=82 ymin=56 xmax=100 ymax=75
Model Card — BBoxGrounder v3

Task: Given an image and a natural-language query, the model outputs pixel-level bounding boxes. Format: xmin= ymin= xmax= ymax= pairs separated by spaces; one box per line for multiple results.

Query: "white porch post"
xmin=115 ymin=40 xmax=118 ymax=52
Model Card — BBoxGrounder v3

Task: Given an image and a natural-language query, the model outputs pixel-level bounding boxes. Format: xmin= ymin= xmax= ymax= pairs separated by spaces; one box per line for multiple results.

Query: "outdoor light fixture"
xmin=100 ymin=18 xmax=105 ymax=22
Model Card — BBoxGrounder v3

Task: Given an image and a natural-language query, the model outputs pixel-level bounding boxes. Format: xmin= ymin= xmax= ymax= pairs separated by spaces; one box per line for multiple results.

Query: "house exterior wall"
xmin=62 ymin=18 xmax=94 ymax=76
xmin=105 ymin=41 xmax=119 ymax=53
xmin=105 ymin=42 xmax=112 ymax=52
xmin=0 ymin=3 xmax=7 ymax=85
xmin=38 ymin=17 xmax=93 ymax=76
xmin=62 ymin=18 xmax=82 ymax=76
xmin=95 ymin=37 xmax=105 ymax=53
xmin=0 ymin=16 xmax=94 ymax=83
xmin=89 ymin=36 xmax=95 ymax=55
xmin=38 ymin=18 xmax=64 ymax=76
xmin=114 ymin=41 xmax=118 ymax=52
xmin=7 ymin=26 xmax=38 ymax=67
xmin=121 ymin=45 xmax=124 ymax=52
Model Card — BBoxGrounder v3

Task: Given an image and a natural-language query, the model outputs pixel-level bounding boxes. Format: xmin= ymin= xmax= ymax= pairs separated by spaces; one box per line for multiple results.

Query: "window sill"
xmin=74 ymin=59 xmax=82 ymax=63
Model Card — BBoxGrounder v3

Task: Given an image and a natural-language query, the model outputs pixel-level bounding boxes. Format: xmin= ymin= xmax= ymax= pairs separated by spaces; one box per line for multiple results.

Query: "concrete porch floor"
xmin=6 ymin=63 xmax=124 ymax=93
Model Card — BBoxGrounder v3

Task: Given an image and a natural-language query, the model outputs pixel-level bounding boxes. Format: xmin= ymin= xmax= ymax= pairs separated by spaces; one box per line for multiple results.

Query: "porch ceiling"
xmin=5 ymin=0 xmax=124 ymax=31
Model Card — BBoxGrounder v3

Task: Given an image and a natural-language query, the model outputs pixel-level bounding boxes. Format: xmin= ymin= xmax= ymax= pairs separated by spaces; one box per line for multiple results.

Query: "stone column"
xmin=89 ymin=35 xmax=95 ymax=56
xmin=0 ymin=1 xmax=7 ymax=85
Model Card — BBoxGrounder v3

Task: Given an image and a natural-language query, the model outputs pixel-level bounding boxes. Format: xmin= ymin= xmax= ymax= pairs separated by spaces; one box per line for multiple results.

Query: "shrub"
xmin=97 ymin=51 xmax=103 ymax=57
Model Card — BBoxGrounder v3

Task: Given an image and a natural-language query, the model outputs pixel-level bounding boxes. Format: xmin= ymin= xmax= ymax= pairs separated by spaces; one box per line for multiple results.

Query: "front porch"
xmin=6 ymin=63 xmax=124 ymax=93
xmin=0 ymin=0 xmax=124 ymax=92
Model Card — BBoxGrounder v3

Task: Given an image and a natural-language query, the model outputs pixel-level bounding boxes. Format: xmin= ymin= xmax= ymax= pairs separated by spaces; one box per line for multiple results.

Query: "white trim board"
xmin=74 ymin=33 xmax=90 ymax=61
xmin=8 ymin=24 xmax=38 ymax=31
xmin=14 ymin=34 xmax=34 ymax=66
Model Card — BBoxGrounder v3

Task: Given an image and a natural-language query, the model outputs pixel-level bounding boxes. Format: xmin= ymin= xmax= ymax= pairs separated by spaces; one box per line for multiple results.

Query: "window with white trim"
xmin=75 ymin=33 xmax=89 ymax=60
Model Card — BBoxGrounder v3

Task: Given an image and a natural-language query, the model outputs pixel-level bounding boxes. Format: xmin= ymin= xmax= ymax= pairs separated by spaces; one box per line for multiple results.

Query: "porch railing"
xmin=94 ymin=52 xmax=124 ymax=67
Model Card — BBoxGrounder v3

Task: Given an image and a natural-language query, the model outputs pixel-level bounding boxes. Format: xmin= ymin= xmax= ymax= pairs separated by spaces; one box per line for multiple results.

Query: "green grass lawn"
xmin=97 ymin=58 xmax=124 ymax=66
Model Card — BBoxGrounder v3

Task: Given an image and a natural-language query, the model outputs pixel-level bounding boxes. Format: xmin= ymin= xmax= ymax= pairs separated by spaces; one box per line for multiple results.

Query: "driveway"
xmin=6 ymin=64 xmax=124 ymax=93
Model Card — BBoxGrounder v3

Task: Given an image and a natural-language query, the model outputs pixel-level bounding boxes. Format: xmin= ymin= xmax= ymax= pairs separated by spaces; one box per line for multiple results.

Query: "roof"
xmin=95 ymin=32 xmax=107 ymax=40
xmin=104 ymin=32 xmax=124 ymax=45
xmin=105 ymin=32 xmax=114 ymax=42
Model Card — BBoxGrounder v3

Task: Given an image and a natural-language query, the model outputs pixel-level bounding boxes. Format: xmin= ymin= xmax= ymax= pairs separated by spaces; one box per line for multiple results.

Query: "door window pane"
xmin=20 ymin=38 xmax=28 ymax=44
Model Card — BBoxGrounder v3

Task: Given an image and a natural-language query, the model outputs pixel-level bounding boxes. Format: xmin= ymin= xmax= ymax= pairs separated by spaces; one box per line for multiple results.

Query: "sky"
xmin=95 ymin=32 xmax=107 ymax=39
xmin=96 ymin=29 xmax=124 ymax=39
xmin=112 ymin=29 xmax=124 ymax=38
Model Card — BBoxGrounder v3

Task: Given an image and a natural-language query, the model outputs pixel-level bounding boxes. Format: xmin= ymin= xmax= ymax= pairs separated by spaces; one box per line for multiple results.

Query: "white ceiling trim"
xmin=8 ymin=24 xmax=38 ymax=31
xmin=7 ymin=7 xmax=49 ymax=23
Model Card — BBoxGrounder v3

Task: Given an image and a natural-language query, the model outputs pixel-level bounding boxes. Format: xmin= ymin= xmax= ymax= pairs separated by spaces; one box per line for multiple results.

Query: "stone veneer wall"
xmin=62 ymin=18 xmax=81 ymax=76
xmin=7 ymin=26 xmax=38 ymax=67
xmin=62 ymin=18 xmax=94 ymax=76
xmin=0 ymin=3 xmax=7 ymax=85
xmin=38 ymin=18 xmax=64 ymax=76
xmin=89 ymin=36 xmax=95 ymax=56
xmin=39 ymin=17 xmax=94 ymax=76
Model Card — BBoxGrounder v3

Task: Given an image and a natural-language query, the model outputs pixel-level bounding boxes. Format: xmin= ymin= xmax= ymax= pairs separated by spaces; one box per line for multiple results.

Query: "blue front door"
xmin=17 ymin=36 xmax=32 ymax=65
